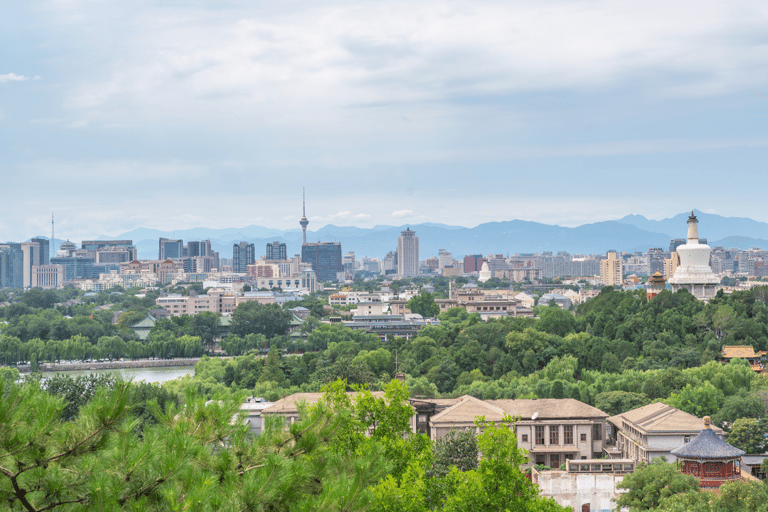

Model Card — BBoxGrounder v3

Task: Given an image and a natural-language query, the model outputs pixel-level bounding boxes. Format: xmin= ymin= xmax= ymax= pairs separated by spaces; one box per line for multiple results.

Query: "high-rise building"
xmin=647 ymin=248 xmax=667 ymax=276
xmin=601 ymin=251 xmax=623 ymax=286
xmin=232 ymin=242 xmax=255 ymax=273
xmin=266 ymin=241 xmax=287 ymax=261
xmin=159 ymin=238 xmax=183 ymax=260
xmin=300 ymin=188 xmax=309 ymax=246
xmin=0 ymin=243 xmax=23 ymax=289
xmin=463 ymin=255 xmax=483 ymax=273
xmin=397 ymin=228 xmax=419 ymax=277
xmin=301 ymin=242 xmax=342 ymax=281
xmin=31 ymin=238 xmax=50 ymax=266
xmin=21 ymin=241 xmax=44 ymax=288
xmin=438 ymin=249 xmax=453 ymax=269
xmin=187 ymin=240 xmax=212 ymax=257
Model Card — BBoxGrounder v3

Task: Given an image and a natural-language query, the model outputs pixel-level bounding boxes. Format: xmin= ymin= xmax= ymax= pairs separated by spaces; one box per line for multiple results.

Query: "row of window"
xmin=524 ymin=425 xmax=592 ymax=445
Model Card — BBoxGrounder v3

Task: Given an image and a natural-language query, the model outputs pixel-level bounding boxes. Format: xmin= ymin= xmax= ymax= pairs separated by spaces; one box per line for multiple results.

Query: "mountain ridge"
xmin=28 ymin=211 xmax=767 ymax=260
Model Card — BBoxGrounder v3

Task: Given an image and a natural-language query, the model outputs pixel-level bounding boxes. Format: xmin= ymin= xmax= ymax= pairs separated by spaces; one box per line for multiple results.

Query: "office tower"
xmin=21 ymin=241 xmax=44 ymax=288
xmin=0 ymin=243 xmax=24 ymax=289
xmin=463 ymin=255 xmax=483 ymax=273
xmin=159 ymin=238 xmax=183 ymax=260
xmin=233 ymin=242 xmax=255 ymax=273
xmin=600 ymin=251 xmax=622 ymax=286
xmin=187 ymin=240 xmax=212 ymax=257
xmin=397 ymin=228 xmax=419 ymax=277
xmin=300 ymin=188 xmax=309 ymax=246
xmin=266 ymin=241 xmax=287 ymax=261
xmin=301 ymin=242 xmax=342 ymax=281
xmin=31 ymin=238 xmax=50 ymax=266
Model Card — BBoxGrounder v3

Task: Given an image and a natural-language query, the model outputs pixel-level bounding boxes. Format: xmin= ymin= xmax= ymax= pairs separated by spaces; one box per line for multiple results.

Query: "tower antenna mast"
xmin=51 ymin=213 xmax=54 ymax=260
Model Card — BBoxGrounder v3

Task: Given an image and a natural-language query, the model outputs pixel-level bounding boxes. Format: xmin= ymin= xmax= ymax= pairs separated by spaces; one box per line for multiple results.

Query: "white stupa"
xmin=667 ymin=211 xmax=720 ymax=301
xmin=478 ymin=261 xmax=492 ymax=283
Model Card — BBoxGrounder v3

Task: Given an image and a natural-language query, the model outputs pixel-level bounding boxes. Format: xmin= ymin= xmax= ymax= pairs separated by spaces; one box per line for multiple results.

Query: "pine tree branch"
xmin=9 ymin=474 xmax=37 ymax=512
xmin=36 ymin=497 xmax=87 ymax=512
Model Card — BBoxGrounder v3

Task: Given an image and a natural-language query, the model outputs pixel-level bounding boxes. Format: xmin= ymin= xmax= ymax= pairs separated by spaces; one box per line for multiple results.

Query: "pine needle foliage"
xmin=0 ymin=377 xmax=391 ymax=511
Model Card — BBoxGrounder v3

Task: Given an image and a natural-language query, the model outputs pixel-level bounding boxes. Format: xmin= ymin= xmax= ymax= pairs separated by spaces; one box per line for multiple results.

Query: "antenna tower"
xmin=51 ymin=213 xmax=54 ymax=259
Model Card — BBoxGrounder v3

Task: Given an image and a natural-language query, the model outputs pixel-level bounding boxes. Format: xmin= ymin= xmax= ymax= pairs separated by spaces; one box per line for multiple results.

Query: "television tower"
xmin=299 ymin=188 xmax=309 ymax=246
xmin=51 ymin=213 xmax=54 ymax=259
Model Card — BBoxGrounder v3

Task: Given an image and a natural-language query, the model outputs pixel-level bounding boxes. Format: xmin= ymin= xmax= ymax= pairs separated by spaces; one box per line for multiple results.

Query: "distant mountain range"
xmin=29 ymin=211 xmax=768 ymax=261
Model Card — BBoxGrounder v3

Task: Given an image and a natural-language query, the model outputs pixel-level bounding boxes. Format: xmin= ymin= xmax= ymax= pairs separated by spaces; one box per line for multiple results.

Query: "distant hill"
xmin=86 ymin=211 xmax=768 ymax=260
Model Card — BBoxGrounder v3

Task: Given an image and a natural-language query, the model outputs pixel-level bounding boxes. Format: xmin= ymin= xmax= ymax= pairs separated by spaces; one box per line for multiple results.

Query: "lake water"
xmin=22 ymin=366 xmax=196 ymax=384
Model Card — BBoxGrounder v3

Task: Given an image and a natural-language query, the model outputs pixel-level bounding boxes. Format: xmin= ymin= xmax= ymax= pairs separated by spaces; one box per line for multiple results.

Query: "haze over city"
xmin=4 ymin=0 xmax=768 ymax=242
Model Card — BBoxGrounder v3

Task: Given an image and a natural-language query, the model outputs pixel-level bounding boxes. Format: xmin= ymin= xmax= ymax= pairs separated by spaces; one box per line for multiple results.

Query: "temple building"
xmin=477 ymin=261 xmax=492 ymax=283
xmin=670 ymin=416 xmax=744 ymax=488
xmin=667 ymin=211 xmax=720 ymax=301
xmin=646 ymin=270 xmax=667 ymax=301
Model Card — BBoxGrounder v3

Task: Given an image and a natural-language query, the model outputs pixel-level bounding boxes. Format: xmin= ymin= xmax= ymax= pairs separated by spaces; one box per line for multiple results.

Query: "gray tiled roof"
xmin=670 ymin=427 xmax=745 ymax=459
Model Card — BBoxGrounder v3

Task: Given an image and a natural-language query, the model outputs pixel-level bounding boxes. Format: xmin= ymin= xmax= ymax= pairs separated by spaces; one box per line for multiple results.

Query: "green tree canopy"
xmin=727 ymin=417 xmax=766 ymax=453
xmin=616 ymin=459 xmax=700 ymax=511
xmin=407 ymin=292 xmax=440 ymax=318
xmin=230 ymin=301 xmax=293 ymax=338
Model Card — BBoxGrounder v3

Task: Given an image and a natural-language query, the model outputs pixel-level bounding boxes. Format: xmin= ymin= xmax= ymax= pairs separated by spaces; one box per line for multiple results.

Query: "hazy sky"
xmin=3 ymin=0 xmax=768 ymax=242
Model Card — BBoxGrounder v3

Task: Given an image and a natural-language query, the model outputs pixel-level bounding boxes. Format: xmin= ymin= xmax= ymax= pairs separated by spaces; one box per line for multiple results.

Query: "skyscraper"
xmin=21 ymin=240 xmax=47 ymax=288
xmin=31 ymin=238 xmax=50 ymax=266
xmin=397 ymin=228 xmax=419 ymax=277
xmin=0 ymin=243 xmax=23 ymax=289
xmin=300 ymin=188 xmax=309 ymax=246
xmin=159 ymin=238 xmax=183 ymax=260
xmin=232 ymin=242 xmax=255 ymax=273
xmin=266 ymin=241 xmax=287 ymax=260
xmin=301 ymin=242 xmax=342 ymax=281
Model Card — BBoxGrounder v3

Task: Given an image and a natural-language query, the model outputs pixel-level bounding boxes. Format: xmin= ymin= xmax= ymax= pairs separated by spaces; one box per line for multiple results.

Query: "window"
xmin=684 ymin=435 xmax=691 ymax=444
xmin=593 ymin=423 xmax=602 ymax=441
xmin=550 ymin=426 xmax=559 ymax=445
xmin=581 ymin=433 xmax=587 ymax=442
xmin=536 ymin=454 xmax=546 ymax=465
xmin=522 ymin=434 xmax=528 ymax=443
xmin=564 ymin=425 xmax=573 ymax=445
xmin=535 ymin=426 xmax=545 ymax=445
xmin=550 ymin=454 xmax=560 ymax=468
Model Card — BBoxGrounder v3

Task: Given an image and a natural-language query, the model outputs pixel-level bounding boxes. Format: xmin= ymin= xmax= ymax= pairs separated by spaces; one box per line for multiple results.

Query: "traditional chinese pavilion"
xmin=670 ymin=416 xmax=745 ymax=488
xmin=646 ymin=271 xmax=667 ymax=301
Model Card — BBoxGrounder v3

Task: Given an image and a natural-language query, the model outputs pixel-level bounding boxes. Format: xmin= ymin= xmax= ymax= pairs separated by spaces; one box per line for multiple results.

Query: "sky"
xmin=3 ymin=0 xmax=768 ymax=242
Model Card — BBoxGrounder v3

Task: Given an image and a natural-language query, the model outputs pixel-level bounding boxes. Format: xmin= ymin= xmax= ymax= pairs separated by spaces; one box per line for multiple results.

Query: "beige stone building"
xmin=429 ymin=396 xmax=609 ymax=467
xmin=607 ymin=402 xmax=725 ymax=463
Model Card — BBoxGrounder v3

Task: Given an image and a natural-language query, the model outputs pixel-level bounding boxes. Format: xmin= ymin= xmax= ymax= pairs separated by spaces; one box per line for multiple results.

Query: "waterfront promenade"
xmin=12 ymin=357 xmax=216 ymax=373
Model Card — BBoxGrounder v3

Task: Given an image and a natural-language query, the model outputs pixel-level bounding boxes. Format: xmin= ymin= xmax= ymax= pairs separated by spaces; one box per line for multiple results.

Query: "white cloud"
xmin=62 ymin=0 xmax=768 ymax=128
xmin=0 ymin=73 xmax=28 ymax=83
xmin=328 ymin=211 xmax=352 ymax=220
xmin=392 ymin=210 xmax=413 ymax=217
xmin=355 ymin=213 xmax=370 ymax=219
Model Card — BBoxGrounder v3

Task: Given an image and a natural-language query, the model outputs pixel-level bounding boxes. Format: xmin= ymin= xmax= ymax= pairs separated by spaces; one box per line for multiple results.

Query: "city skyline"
xmin=4 ymin=1 xmax=768 ymax=242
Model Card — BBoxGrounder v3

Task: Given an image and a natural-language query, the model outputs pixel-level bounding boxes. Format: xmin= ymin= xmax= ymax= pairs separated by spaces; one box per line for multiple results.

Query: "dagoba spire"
xmin=687 ymin=210 xmax=699 ymax=244
xmin=300 ymin=188 xmax=309 ymax=246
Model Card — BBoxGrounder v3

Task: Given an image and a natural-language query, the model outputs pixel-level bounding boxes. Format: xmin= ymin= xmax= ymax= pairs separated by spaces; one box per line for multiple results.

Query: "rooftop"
xmin=609 ymin=402 xmax=723 ymax=435
xmin=671 ymin=419 xmax=745 ymax=460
